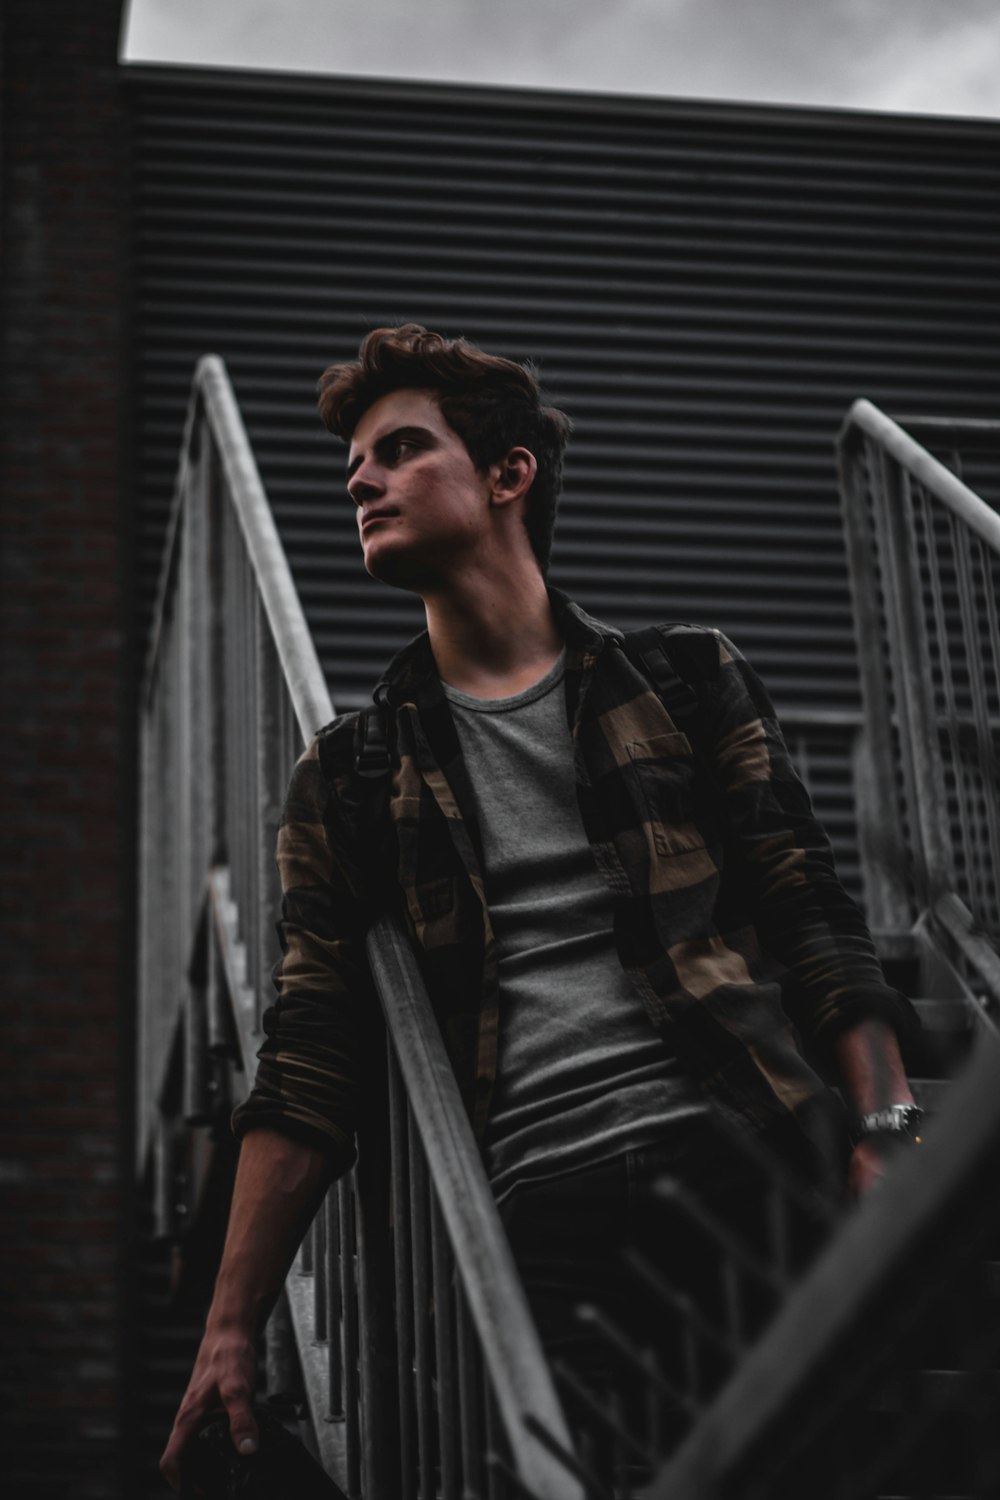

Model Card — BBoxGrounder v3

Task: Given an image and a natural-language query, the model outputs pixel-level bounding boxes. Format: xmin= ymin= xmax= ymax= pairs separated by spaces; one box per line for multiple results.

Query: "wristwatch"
xmin=853 ymin=1102 xmax=925 ymax=1146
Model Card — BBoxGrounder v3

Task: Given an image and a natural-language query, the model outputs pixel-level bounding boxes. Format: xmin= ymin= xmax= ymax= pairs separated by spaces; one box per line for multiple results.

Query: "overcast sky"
xmin=121 ymin=0 xmax=1000 ymax=117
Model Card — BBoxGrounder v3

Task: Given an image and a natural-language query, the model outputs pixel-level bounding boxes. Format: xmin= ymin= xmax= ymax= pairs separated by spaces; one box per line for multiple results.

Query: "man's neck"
xmin=423 ymin=566 xmax=563 ymax=700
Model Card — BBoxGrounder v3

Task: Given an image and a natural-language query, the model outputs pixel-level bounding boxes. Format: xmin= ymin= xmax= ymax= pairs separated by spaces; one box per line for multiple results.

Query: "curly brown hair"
xmin=317 ymin=323 xmax=571 ymax=574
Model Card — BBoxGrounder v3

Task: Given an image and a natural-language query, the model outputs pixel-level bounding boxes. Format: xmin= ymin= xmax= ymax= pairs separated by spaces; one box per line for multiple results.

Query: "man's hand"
xmin=159 ymin=1322 xmax=259 ymax=1490
xmin=157 ymin=1129 xmax=334 ymax=1490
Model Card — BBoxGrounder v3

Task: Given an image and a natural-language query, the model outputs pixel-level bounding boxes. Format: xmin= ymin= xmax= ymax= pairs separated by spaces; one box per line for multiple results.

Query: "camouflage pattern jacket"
xmin=233 ymin=590 xmax=915 ymax=1185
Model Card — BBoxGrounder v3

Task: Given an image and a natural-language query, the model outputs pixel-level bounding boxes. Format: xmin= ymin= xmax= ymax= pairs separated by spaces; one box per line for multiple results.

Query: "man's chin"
xmin=363 ymin=548 xmax=432 ymax=593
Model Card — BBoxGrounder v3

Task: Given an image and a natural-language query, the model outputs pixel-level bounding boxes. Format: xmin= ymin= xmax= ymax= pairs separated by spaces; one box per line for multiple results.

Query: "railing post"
xmin=355 ymin=1112 xmax=400 ymax=1500
xmin=879 ymin=456 xmax=957 ymax=907
xmin=838 ymin=429 xmax=914 ymax=931
xmin=255 ymin=611 xmax=285 ymax=1033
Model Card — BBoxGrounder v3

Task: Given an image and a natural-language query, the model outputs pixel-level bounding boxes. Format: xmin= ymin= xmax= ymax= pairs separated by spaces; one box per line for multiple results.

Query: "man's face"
xmin=346 ymin=388 xmax=493 ymax=590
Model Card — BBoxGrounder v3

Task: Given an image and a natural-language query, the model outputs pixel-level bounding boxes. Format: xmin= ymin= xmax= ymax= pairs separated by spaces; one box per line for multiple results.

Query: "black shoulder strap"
xmin=353 ymin=699 xmax=394 ymax=911
xmin=356 ymin=700 xmax=391 ymax=780
xmin=623 ymin=623 xmax=705 ymax=740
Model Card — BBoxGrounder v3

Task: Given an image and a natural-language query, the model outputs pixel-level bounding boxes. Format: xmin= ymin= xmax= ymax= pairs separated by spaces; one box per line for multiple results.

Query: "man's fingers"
xmin=159 ymin=1418 xmax=193 ymax=1492
xmin=223 ymin=1388 xmax=259 ymax=1455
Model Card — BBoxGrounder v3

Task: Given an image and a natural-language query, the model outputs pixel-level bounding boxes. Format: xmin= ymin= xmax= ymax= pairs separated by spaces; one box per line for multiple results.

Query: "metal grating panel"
xmin=125 ymin=66 xmax=1000 ymax=897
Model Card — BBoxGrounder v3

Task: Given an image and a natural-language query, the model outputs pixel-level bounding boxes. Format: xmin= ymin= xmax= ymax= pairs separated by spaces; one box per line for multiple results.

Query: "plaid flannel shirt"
xmin=233 ymin=590 xmax=915 ymax=1183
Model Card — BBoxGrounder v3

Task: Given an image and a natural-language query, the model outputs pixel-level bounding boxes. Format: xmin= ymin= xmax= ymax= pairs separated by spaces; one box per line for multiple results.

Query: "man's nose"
xmin=348 ymin=463 xmax=384 ymax=506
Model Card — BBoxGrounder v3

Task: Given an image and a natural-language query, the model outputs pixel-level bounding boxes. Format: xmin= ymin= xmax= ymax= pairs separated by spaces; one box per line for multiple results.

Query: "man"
xmin=160 ymin=324 xmax=918 ymax=1487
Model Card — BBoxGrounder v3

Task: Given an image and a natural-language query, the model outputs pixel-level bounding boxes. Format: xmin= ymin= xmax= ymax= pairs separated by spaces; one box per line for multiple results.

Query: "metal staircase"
xmin=136 ymin=360 xmax=1000 ymax=1498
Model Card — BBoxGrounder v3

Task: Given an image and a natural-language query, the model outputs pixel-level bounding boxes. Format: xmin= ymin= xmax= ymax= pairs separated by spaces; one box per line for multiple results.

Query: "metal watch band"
xmin=854 ymin=1102 xmax=925 ymax=1144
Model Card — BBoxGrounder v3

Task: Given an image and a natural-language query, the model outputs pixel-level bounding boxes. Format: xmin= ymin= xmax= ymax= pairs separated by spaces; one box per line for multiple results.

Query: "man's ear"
xmin=489 ymin=446 xmax=537 ymax=509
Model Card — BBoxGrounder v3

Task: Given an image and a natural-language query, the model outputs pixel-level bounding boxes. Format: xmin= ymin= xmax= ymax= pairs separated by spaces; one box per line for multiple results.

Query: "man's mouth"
xmin=361 ymin=507 xmax=399 ymax=533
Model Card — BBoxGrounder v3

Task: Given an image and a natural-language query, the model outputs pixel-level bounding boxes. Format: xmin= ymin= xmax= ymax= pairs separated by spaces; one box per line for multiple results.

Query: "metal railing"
xmin=613 ymin=405 xmax=1000 ymax=1500
xmin=138 ymin=357 xmax=580 ymax=1499
xmin=140 ymin=365 xmax=1000 ymax=1499
xmin=644 ymin=1023 xmax=1000 ymax=1500
xmin=839 ymin=402 xmax=1000 ymax=1005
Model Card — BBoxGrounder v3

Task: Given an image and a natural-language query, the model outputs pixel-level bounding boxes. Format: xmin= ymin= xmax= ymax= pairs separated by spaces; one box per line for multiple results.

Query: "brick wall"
xmin=0 ymin=4 xmax=130 ymax=1495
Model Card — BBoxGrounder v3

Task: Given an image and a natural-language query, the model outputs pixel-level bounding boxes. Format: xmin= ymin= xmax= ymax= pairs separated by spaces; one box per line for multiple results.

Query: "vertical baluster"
xmin=223 ymin=500 xmax=239 ymax=901
xmin=205 ymin=912 xmax=231 ymax=1057
xmin=410 ymin=1140 xmax=434 ymax=1500
xmin=882 ymin=460 xmax=956 ymax=900
xmin=869 ymin=438 xmax=923 ymax=918
xmin=244 ymin=557 xmax=260 ymax=1001
xmin=340 ymin=1178 xmax=362 ymax=1498
xmin=137 ymin=712 xmax=152 ymax=1159
xmin=938 ymin=507 xmax=979 ymax=907
xmin=483 ymin=1374 xmax=501 ymax=1500
xmin=206 ymin=444 xmax=226 ymax=870
xmin=389 ymin=1052 xmax=417 ymax=1500
xmin=955 ymin=526 xmax=1000 ymax=928
xmin=328 ymin=1188 xmax=343 ymax=1418
xmin=301 ymin=1214 xmax=314 ymax=1276
xmin=224 ymin=500 xmax=237 ymax=904
xmin=314 ymin=1192 xmax=328 ymax=1344
xmin=355 ymin=1105 xmax=397 ymax=1500
xmin=856 ymin=438 xmax=919 ymax=924
xmin=266 ymin=1290 xmax=298 ymax=1404
xmin=978 ymin=541 xmax=1000 ymax=934
xmin=183 ymin=959 xmax=210 ymax=1123
xmin=456 ymin=1289 xmax=484 ymax=1500
xmin=256 ymin=622 xmax=283 ymax=1036
xmin=431 ymin=1197 xmax=460 ymax=1500
xmin=177 ymin=499 xmax=193 ymax=974
xmin=233 ymin=521 xmax=245 ymax=926
xmin=237 ymin=531 xmax=251 ymax=941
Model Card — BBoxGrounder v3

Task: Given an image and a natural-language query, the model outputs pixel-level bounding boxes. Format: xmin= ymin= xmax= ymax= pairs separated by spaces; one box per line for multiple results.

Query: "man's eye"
xmin=390 ymin=438 xmax=416 ymax=461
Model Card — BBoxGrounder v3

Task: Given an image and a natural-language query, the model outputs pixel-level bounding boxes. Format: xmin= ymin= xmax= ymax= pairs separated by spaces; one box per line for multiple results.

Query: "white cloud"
xmin=121 ymin=0 xmax=1000 ymax=119
xmin=850 ymin=11 xmax=1000 ymax=115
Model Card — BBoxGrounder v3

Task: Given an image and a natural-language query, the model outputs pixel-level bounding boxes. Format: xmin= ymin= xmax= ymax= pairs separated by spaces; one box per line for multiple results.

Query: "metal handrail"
xmin=138 ymin=356 xmax=580 ymax=1498
xmin=645 ymin=1026 xmax=1000 ymax=1499
xmin=634 ymin=404 xmax=1000 ymax=1498
xmin=838 ymin=399 xmax=1000 ymax=994
xmin=839 ymin=400 xmax=1000 ymax=553
xmin=367 ymin=917 xmax=581 ymax=1499
xmin=143 ymin=355 xmax=334 ymax=738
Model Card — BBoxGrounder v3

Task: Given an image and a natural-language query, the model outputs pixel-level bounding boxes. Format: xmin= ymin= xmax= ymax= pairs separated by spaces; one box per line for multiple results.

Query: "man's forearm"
xmin=160 ymin=1127 xmax=334 ymax=1489
xmin=209 ymin=1127 xmax=334 ymax=1333
xmin=833 ymin=1018 xmax=915 ymax=1197
xmin=833 ymin=1017 xmax=913 ymax=1118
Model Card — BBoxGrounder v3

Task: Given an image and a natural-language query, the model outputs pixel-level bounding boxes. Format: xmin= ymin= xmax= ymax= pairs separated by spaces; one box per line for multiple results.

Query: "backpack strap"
xmin=356 ymin=700 xmax=391 ymax=779
xmin=622 ymin=623 xmax=707 ymax=741
xmin=353 ymin=696 xmax=394 ymax=912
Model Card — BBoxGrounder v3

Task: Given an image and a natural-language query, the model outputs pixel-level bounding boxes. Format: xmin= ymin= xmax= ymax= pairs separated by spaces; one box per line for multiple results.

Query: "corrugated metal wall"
xmin=125 ymin=65 xmax=1000 ymax=896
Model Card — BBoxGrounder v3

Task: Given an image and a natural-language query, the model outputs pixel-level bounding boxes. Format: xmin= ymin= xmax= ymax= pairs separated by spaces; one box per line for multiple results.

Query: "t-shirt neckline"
xmin=442 ymin=648 xmax=567 ymax=713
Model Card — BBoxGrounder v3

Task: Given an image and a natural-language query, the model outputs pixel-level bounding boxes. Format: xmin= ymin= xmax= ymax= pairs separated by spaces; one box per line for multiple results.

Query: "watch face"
xmin=857 ymin=1104 xmax=924 ymax=1145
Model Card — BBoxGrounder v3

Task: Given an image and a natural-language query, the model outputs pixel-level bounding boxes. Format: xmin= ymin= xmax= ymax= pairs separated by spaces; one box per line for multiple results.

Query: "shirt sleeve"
xmin=705 ymin=630 xmax=919 ymax=1064
xmin=231 ymin=731 xmax=377 ymax=1172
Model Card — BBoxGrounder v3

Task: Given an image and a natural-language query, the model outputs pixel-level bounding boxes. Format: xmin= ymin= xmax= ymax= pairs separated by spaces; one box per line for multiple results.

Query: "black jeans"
xmin=497 ymin=1112 xmax=828 ymax=1462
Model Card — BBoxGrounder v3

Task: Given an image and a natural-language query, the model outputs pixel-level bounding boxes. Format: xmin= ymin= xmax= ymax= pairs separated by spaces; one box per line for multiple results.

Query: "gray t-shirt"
xmin=444 ymin=651 xmax=706 ymax=1203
